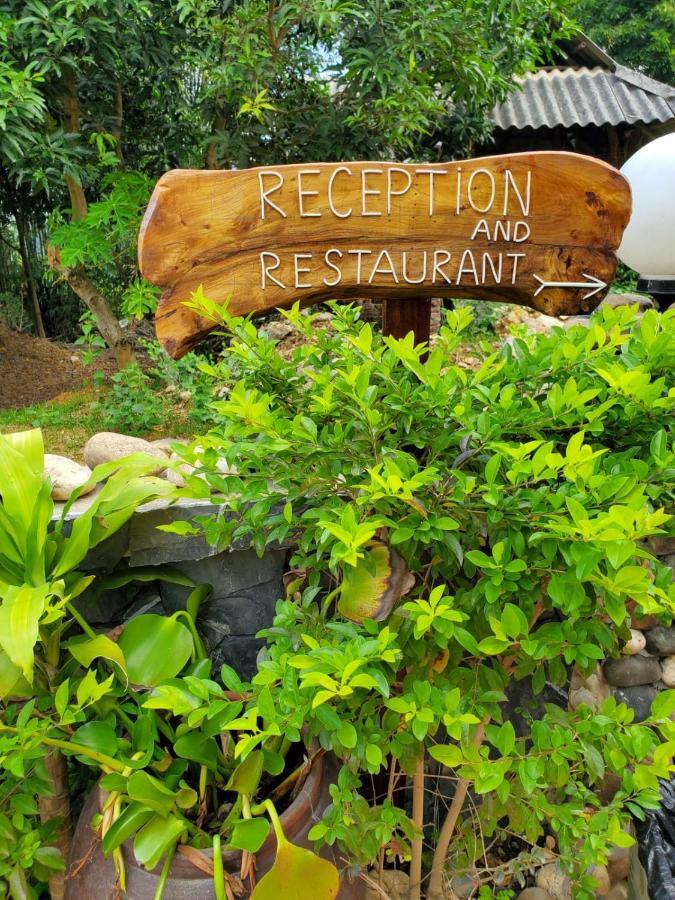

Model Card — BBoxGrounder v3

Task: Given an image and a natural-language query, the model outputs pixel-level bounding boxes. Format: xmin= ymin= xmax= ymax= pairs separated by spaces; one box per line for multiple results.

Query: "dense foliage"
xmin=0 ymin=0 xmax=570 ymax=347
xmin=573 ymin=0 xmax=675 ymax=83
xmin=165 ymin=301 xmax=675 ymax=896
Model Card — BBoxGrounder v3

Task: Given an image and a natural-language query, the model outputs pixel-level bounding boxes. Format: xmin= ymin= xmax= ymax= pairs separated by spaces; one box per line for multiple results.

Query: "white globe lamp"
xmin=617 ymin=132 xmax=675 ymax=311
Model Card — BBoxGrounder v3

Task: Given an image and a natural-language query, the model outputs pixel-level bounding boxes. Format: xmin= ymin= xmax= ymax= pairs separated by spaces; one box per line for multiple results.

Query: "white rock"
xmin=44 ymin=454 xmax=94 ymax=501
xmin=623 ymin=629 xmax=646 ymax=656
xmin=165 ymin=453 xmax=194 ymax=487
xmin=568 ymin=664 xmax=610 ymax=712
xmin=83 ymin=432 xmax=166 ymax=472
xmin=662 ymin=656 xmax=675 ymax=687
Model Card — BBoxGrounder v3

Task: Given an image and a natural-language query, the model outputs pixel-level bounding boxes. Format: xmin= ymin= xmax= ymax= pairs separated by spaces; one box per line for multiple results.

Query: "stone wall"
xmin=58 ymin=497 xmax=287 ymax=680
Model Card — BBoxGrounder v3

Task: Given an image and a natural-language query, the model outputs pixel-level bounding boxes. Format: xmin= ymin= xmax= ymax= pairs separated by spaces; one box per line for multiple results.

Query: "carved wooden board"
xmin=139 ymin=152 xmax=631 ymax=358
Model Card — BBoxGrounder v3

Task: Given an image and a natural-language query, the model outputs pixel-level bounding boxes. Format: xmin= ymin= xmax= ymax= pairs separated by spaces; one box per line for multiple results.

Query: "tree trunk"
xmin=205 ymin=113 xmax=227 ymax=169
xmin=39 ymin=749 xmax=72 ymax=900
xmin=59 ymin=68 xmax=135 ymax=366
xmin=50 ymin=253 xmax=135 ymax=367
xmin=14 ymin=209 xmax=46 ymax=338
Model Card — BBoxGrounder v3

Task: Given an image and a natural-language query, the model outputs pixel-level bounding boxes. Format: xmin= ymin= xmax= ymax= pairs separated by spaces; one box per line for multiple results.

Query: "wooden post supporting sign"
xmin=139 ymin=152 xmax=631 ymax=357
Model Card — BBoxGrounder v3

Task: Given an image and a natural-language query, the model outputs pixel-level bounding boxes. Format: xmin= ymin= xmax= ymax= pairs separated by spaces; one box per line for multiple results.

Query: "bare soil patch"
xmin=0 ymin=324 xmax=117 ymax=410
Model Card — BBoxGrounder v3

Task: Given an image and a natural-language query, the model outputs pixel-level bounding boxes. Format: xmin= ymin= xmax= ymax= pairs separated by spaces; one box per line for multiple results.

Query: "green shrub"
xmin=171 ymin=299 xmax=675 ymax=897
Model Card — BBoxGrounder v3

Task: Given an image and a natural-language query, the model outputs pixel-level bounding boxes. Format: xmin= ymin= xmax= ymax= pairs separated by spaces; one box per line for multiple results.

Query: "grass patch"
xmin=0 ymin=388 xmax=197 ymax=461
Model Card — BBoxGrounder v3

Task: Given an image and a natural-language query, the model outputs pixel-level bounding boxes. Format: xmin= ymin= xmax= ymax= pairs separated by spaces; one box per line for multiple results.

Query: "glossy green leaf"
xmin=133 ymin=814 xmax=187 ymax=870
xmin=0 ymin=649 xmax=31 ymax=699
xmin=251 ymin=839 xmax=339 ymax=900
xmin=230 ymin=817 xmax=270 ymax=852
xmin=338 ymin=541 xmax=412 ymax=623
xmin=226 ymin=750 xmax=263 ymax=795
xmin=127 ymin=771 xmax=177 ymax=817
xmin=67 ymin=633 xmax=126 ymax=674
xmin=102 ymin=803 xmax=153 ymax=855
xmin=174 ymin=733 xmax=219 ymax=769
xmin=118 ymin=613 xmax=193 ymax=686
xmin=73 ymin=721 xmax=118 ymax=757
xmin=0 ymin=583 xmax=51 ymax=681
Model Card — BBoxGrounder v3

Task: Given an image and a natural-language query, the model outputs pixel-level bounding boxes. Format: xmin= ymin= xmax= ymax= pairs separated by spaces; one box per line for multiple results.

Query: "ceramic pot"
xmin=64 ymin=754 xmax=365 ymax=899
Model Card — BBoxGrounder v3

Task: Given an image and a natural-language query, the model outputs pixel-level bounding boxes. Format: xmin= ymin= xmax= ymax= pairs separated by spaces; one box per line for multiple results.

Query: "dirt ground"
xmin=0 ymin=324 xmax=118 ymax=410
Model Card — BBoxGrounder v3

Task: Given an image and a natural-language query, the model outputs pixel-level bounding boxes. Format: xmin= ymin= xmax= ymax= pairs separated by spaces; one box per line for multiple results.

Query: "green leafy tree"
xmin=573 ymin=0 xmax=675 ymax=82
xmin=1 ymin=0 xmax=570 ymax=352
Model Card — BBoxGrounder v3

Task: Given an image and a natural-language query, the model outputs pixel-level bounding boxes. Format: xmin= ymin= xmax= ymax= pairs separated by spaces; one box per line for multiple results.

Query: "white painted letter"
xmin=297 ymin=169 xmax=321 ymax=217
xmin=433 ymin=250 xmax=452 ymax=284
xmin=513 ymin=220 xmax=531 ymax=242
xmin=507 ymin=252 xmax=526 ymax=284
xmin=260 ymin=252 xmax=285 ymax=289
xmin=386 ymin=167 xmax=412 ymax=214
xmin=467 ymin=169 xmax=496 ymax=214
xmin=416 ymin=169 xmax=446 ymax=215
xmin=361 ymin=169 xmax=383 ymax=216
xmin=293 ymin=253 xmax=313 ymax=288
xmin=470 ymin=219 xmax=491 ymax=241
xmin=402 ymin=251 xmax=427 ymax=284
xmin=323 ymin=248 xmax=343 ymax=286
xmin=258 ymin=170 xmax=287 ymax=220
xmin=482 ymin=252 xmax=503 ymax=283
xmin=328 ymin=167 xmax=353 ymax=218
xmin=348 ymin=249 xmax=372 ymax=283
xmin=457 ymin=249 xmax=479 ymax=285
xmin=503 ymin=169 xmax=532 ymax=217
xmin=368 ymin=250 xmax=399 ymax=284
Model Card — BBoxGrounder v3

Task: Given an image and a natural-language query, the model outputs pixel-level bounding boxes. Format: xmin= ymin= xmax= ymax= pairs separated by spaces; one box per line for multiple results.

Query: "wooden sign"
xmin=139 ymin=152 xmax=631 ymax=358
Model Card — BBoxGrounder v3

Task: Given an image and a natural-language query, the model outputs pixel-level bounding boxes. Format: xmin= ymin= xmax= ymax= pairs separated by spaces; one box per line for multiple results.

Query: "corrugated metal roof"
xmin=492 ymin=65 xmax=675 ymax=131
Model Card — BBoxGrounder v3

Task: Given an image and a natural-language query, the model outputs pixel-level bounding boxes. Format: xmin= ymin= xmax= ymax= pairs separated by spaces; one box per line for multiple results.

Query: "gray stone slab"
xmin=127 ymin=499 xmax=223 ymax=565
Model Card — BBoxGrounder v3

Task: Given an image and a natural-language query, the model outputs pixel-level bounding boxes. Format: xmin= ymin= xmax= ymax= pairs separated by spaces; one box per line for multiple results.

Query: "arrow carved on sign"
xmin=139 ymin=151 xmax=632 ymax=358
xmin=533 ymin=273 xmax=607 ymax=300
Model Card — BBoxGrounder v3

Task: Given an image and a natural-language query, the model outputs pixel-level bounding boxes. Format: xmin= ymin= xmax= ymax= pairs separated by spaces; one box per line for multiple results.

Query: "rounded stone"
xmin=603 ymin=883 xmax=628 ymax=900
xmin=661 ymin=656 xmax=675 ymax=687
xmin=450 ymin=873 xmax=480 ymax=898
xmin=607 ymin=845 xmax=630 ymax=884
xmin=603 ymin=656 xmax=662 ymax=687
xmin=365 ymin=869 xmax=409 ymax=899
xmin=83 ymin=432 xmax=166 ymax=472
xmin=645 ymin=625 xmax=675 ymax=656
xmin=622 ymin=629 xmax=646 ymax=656
xmin=517 ymin=890 xmax=554 ymax=900
xmin=165 ymin=452 xmax=194 ymax=487
xmin=614 ymin=685 xmax=659 ymax=722
xmin=44 ymin=454 xmax=94 ymax=501
xmin=569 ymin=687 xmax=598 ymax=711
xmin=535 ymin=863 xmax=571 ymax=900
xmin=588 ymin=864 xmax=611 ymax=895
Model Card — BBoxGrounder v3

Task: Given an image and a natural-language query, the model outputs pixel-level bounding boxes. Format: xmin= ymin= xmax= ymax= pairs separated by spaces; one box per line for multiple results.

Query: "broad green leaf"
xmin=0 ymin=649 xmax=31 ymax=699
xmin=73 ymin=721 xmax=118 ymax=757
xmin=0 ymin=583 xmax=50 ymax=681
xmin=127 ymin=771 xmax=177 ymax=817
xmin=250 ymin=838 xmax=339 ymax=900
xmin=102 ymin=803 xmax=154 ymax=855
xmin=118 ymin=614 xmax=193 ymax=686
xmin=133 ymin=814 xmax=187 ymax=870
xmin=174 ymin=733 xmax=219 ymax=769
xmin=226 ymin=750 xmax=263 ymax=795
xmin=67 ymin=633 xmax=126 ymax=675
xmin=429 ymin=744 xmax=463 ymax=767
xmin=651 ymin=690 xmax=675 ymax=720
xmin=338 ymin=541 xmax=412 ymax=622
xmin=230 ymin=817 xmax=270 ymax=853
